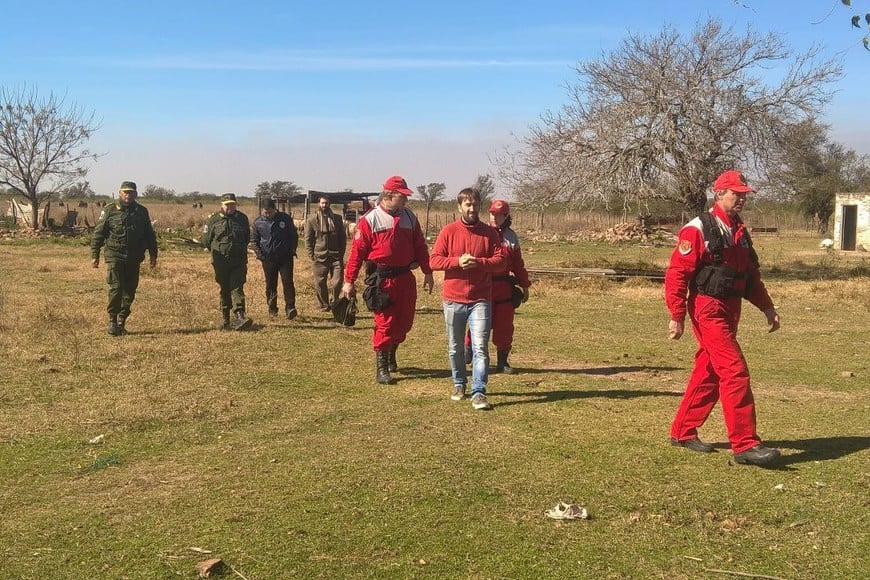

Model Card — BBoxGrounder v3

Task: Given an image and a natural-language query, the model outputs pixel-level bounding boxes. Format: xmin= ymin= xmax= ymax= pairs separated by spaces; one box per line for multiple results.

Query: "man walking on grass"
xmin=91 ymin=180 xmax=158 ymax=336
xmin=203 ymin=193 xmax=253 ymax=331
xmin=429 ymin=187 xmax=505 ymax=410
xmin=665 ymin=169 xmax=781 ymax=466
xmin=305 ymin=194 xmax=346 ymax=313
xmin=252 ymin=198 xmax=298 ymax=320
xmin=342 ymin=175 xmax=434 ymax=385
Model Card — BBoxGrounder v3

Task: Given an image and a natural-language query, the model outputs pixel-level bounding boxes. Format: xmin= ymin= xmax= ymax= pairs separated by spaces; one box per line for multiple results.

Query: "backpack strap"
xmin=698 ymin=211 xmax=725 ymax=264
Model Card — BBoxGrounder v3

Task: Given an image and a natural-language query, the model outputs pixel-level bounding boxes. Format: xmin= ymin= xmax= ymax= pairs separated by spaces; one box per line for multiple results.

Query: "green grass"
xmin=0 ymin=234 xmax=867 ymax=579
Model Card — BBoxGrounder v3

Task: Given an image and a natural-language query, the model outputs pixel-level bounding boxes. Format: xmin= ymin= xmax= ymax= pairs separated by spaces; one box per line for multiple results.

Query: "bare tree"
xmin=502 ymin=19 xmax=842 ymax=214
xmin=0 ymin=86 xmax=100 ymax=228
xmin=416 ymin=182 xmax=446 ymax=236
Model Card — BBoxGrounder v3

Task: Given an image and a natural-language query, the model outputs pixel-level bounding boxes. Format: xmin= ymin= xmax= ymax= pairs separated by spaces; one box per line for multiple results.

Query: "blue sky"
xmin=2 ymin=0 xmax=867 ymax=197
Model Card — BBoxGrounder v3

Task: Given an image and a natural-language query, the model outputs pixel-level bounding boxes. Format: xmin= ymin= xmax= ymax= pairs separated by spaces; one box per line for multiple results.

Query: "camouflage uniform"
xmin=91 ymin=190 xmax=158 ymax=333
xmin=202 ymin=195 xmax=251 ymax=327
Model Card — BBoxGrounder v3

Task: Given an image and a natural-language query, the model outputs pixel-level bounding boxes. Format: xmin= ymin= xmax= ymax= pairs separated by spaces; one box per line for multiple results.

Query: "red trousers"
xmin=372 ymin=272 xmax=417 ymax=352
xmin=670 ymin=297 xmax=761 ymax=454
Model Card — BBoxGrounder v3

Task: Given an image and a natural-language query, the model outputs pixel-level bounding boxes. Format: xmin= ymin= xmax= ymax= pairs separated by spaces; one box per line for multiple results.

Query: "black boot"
xmin=220 ymin=309 xmax=231 ymax=331
xmin=375 ymin=351 xmax=396 ymax=385
xmin=388 ymin=345 xmax=398 ymax=373
xmin=116 ymin=315 xmax=128 ymax=336
xmin=496 ymin=350 xmax=514 ymax=374
xmin=107 ymin=316 xmax=119 ymax=336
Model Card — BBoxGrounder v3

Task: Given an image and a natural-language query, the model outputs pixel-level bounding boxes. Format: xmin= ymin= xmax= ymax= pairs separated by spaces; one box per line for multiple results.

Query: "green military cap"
xmin=220 ymin=193 xmax=238 ymax=205
xmin=119 ymin=181 xmax=137 ymax=192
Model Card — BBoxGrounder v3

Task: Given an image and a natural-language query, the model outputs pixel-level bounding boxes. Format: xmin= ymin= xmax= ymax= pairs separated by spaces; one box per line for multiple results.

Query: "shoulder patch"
xmin=678 ymin=239 xmax=692 ymax=255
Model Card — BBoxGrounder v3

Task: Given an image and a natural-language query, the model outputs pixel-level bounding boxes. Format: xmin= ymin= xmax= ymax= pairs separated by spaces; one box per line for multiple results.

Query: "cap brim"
xmin=731 ymin=185 xmax=754 ymax=193
xmin=395 ymin=188 xmax=413 ymax=196
xmin=120 ymin=188 xmax=137 ymax=193
xmin=221 ymin=200 xmax=238 ymax=204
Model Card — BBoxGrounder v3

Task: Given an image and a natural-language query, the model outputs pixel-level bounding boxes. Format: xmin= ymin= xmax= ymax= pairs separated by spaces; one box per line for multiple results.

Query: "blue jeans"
xmin=443 ymin=300 xmax=491 ymax=395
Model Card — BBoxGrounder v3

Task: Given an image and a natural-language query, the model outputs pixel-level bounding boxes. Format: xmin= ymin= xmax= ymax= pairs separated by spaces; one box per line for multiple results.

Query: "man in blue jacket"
xmin=252 ymin=198 xmax=298 ymax=319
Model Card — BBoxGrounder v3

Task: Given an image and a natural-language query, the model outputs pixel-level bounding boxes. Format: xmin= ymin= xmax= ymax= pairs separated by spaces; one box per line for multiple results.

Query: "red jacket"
xmin=429 ymin=219 xmax=506 ymax=303
xmin=345 ymin=205 xmax=432 ymax=283
xmin=665 ymin=205 xmax=774 ymax=321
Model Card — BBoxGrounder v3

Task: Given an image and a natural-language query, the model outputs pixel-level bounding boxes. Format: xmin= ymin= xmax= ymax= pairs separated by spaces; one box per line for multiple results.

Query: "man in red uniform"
xmin=342 ymin=175 xmax=434 ymax=385
xmin=430 ymin=188 xmax=506 ymax=410
xmin=665 ymin=170 xmax=781 ymax=466
xmin=483 ymin=200 xmax=530 ymax=373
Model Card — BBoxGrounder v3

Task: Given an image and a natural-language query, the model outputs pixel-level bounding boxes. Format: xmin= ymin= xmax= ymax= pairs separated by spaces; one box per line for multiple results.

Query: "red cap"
xmin=489 ymin=199 xmax=510 ymax=215
xmin=383 ymin=175 xmax=413 ymax=196
xmin=713 ymin=170 xmax=754 ymax=193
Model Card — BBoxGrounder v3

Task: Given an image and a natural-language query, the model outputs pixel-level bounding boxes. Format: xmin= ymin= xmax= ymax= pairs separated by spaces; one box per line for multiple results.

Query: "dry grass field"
xmin=0 ymin=231 xmax=867 ymax=579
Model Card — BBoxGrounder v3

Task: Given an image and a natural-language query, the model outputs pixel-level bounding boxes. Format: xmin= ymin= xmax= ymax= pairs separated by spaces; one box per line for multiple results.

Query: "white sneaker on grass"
xmin=470 ymin=393 xmax=491 ymax=410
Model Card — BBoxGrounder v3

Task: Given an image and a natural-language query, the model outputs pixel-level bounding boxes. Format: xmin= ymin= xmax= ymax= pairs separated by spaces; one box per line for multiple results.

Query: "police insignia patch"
xmin=678 ymin=239 xmax=692 ymax=255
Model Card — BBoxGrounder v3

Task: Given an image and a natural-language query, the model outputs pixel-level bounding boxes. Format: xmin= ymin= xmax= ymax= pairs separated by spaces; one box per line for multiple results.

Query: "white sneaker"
xmin=450 ymin=385 xmax=466 ymax=401
xmin=470 ymin=393 xmax=491 ymax=410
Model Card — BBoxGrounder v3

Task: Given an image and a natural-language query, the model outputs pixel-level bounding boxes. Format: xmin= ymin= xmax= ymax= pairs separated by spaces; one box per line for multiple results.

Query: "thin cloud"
xmin=109 ymin=51 xmax=569 ymax=71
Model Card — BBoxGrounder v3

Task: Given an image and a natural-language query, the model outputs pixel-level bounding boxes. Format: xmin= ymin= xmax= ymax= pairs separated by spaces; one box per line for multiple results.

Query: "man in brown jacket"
xmin=305 ymin=195 xmax=346 ymax=312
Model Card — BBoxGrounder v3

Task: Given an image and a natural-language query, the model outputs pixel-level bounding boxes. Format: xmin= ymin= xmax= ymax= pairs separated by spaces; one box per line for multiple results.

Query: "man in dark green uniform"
xmin=91 ymin=180 xmax=158 ymax=336
xmin=202 ymin=193 xmax=253 ymax=330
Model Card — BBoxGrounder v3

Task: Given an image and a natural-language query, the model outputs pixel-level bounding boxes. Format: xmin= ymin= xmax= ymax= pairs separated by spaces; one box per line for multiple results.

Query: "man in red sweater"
xmin=665 ymin=170 xmax=781 ymax=466
xmin=342 ymin=175 xmax=434 ymax=385
xmin=430 ymin=187 xmax=506 ymax=410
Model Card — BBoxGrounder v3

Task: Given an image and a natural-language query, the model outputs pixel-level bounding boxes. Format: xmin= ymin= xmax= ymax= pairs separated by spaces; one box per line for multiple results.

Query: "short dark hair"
xmin=318 ymin=194 xmax=331 ymax=203
xmin=457 ymin=187 xmax=481 ymax=205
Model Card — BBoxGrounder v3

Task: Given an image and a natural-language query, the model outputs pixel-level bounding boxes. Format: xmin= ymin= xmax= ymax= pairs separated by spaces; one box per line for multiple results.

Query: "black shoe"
xmin=107 ymin=320 xmax=119 ymax=336
xmin=375 ymin=351 xmax=396 ymax=385
xmin=496 ymin=350 xmax=514 ymax=374
xmin=670 ymin=437 xmax=715 ymax=453
xmin=734 ymin=445 xmax=781 ymax=466
xmin=286 ymin=307 xmax=298 ymax=320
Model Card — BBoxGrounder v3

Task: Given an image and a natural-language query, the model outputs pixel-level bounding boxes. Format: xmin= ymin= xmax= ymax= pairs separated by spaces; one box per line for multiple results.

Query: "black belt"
xmin=366 ymin=261 xmax=412 ymax=278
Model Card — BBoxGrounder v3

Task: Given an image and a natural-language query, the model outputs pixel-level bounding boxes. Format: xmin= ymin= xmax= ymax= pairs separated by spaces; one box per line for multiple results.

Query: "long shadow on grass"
xmin=398 ymin=367 xmax=454 ymax=380
xmin=494 ymin=387 xmax=682 ymax=408
xmin=513 ymin=365 xmax=683 ymax=376
xmin=764 ymin=436 xmax=870 ymax=466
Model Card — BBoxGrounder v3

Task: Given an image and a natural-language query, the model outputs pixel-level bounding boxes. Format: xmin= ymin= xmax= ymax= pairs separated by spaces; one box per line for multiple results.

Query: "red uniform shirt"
xmin=345 ymin=205 xmax=432 ymax=283
xmin=665 ymin=205 xmax=774 ymax=321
